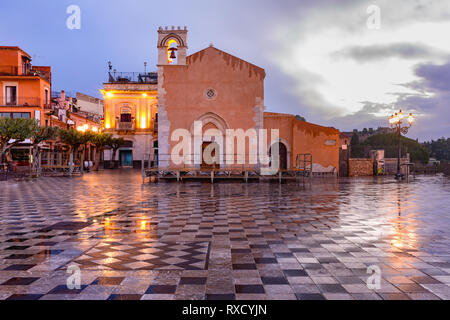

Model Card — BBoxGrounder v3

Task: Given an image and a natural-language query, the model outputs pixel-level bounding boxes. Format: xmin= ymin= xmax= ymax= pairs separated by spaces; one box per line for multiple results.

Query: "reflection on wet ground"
xmin=0 ymin=170 xmax=449 ymax=300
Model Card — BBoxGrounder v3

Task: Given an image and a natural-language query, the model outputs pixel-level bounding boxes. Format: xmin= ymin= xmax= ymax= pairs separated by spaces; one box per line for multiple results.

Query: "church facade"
xmin=101 ymin=27 xmax=340 ymax=174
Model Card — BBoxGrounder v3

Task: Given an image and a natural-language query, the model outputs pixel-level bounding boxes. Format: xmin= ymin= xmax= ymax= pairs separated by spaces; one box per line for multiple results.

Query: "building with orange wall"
xmin=0 ymin=46 xmax=51 ymax=125
xmin=102 ymin=27 xmax=340 ymax=173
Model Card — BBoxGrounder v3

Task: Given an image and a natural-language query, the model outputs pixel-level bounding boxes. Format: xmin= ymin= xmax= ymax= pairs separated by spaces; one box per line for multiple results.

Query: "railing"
xmin=0 ymin=96 xmax=48 ymax=107
xmin=116 ymin=121 xmax=135 ymax=131
xmin=107 ymin=72 xmax=158 ymax=84
xmin=0 ymin=66 xmax=51 ymax=82
xmin=51 ymin=91 xmax=76 ymax=99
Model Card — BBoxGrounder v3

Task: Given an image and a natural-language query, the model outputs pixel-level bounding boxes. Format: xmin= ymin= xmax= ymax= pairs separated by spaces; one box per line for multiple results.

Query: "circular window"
xmin=204 ymin=88 xmax=217 ymax=100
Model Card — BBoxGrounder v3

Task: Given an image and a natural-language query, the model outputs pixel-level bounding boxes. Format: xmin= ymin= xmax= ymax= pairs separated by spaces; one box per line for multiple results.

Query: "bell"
xmin=169 ymin=47 xmax=177 ymax=59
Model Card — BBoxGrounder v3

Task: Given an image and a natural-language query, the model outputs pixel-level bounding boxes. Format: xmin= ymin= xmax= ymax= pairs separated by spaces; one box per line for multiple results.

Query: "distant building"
xmin=76 ymin=92 xmax=103 ymax=116
xmin=0 ymin=46 xmax=51 ymax=126
xmin=49 ymin=90 xmax=100 ymax=131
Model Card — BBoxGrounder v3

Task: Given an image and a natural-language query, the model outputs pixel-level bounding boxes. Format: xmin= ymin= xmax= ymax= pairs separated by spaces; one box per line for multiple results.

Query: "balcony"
xmin=116 ymin=121 xmax=135 ymax=131
xmin=0 ymin=97 xmax=49 ymax=108
xmin=107 ymin=72 xmax=158 ymax=84
xmin=0 ymin=66 xmax=51 ymax=82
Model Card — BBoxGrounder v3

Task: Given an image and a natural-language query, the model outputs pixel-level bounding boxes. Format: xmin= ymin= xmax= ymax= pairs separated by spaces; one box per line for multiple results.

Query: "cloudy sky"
xmin=1 ymin=0 xmax=449 ymax=141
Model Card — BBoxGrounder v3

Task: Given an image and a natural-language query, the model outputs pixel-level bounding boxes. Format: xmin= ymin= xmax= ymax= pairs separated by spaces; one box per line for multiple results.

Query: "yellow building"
xmin=100 ymin=73 xmax=158 ymax=167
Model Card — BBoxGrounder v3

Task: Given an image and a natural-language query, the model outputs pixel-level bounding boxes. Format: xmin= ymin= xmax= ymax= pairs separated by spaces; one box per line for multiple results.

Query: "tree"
xmin=58 ymin=129 xmax=91 ymax=166
xmin=0 ymin=118 xmax=37 ymax=163
xmin=31 ymin=126 xmax=59 ymax=176
xmin=423 ymin=138 xmax=450 ymax=161
xmin=350 ymin=132 xmax=360 ymax=146
xmin=110 ymin=137 xmax=126 ymax=169
xmin=364 ymin=133 xmax=430 ymax=163
xmin=90 ymin=132 xmax=113 ymax=171
xmin=295 ymin=115 xmax=306 ymax=122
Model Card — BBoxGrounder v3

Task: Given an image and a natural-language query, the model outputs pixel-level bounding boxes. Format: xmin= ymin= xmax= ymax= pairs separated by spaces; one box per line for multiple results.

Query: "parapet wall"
xmin=349 ymin=158 xmax=373 ymax=177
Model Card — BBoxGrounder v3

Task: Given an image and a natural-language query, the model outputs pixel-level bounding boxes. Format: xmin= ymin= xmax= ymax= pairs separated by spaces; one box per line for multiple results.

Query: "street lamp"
xmin=388 ymin=110 xmax=415 ymax=179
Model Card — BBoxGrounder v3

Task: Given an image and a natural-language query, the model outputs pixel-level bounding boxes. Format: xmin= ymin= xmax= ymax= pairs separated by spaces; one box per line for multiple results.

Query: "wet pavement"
xmin=0 ymin=170 xmax=449 ymax=300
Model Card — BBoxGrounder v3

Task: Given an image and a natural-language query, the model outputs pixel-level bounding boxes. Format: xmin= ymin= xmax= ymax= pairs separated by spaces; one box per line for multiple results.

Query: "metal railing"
xmin=107 ymin=72 xmax=158 ymax=84
xmin=144 ymin=153 xmax=300 ymax=170
xmin=51 ymin=91 xmax=76 ymax=99
xmin=0 ymin=66 xmax=51 ymax=82
xmin=0 ymin=96 xmax=49 ymax=108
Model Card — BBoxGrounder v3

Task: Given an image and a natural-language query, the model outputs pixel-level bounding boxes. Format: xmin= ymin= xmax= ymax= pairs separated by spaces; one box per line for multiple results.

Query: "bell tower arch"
xmin=157 ymin=26 xmax=188 ymax=66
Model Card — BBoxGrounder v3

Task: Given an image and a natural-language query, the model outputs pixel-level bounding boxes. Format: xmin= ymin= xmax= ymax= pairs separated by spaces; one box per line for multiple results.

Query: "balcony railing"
xmin=116 ymin=121 xmax=135 ymax=131
xmin=0 ymin=97 xmax=49 ymax=108
xmin=107 ymin=72 xmax=158 ymax=84
xmin=0 ymin=66 xmax=51 ymax=82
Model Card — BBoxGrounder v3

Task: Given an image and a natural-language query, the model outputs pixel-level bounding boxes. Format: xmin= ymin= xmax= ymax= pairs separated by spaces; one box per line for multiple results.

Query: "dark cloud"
xmin=333 ymin=43 xmax=447 ymax=62
xmin=332 ymin=59 xmax=450 ymax=141
xmin=415 ymin=61 xmax=450 ymax=92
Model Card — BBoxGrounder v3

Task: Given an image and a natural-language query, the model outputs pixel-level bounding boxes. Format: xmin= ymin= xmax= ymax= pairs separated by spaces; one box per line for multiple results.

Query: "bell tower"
xmin=157 ymin=26 xmax=188 ymax=66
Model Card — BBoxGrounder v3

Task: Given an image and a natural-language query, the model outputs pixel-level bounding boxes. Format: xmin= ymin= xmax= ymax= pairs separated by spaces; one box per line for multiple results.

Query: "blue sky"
xmin=1 ymin=0 xmax=449 ymax=141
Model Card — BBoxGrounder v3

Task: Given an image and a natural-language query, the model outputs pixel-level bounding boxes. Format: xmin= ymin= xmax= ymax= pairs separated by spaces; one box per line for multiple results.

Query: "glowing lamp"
xmin=140 ymin=116 xmax=147 ymax=129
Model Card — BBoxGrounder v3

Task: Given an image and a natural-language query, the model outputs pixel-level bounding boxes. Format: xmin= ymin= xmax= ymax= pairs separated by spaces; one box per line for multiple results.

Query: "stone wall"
xmin=349 ymin=158 xmax=373 ymax=177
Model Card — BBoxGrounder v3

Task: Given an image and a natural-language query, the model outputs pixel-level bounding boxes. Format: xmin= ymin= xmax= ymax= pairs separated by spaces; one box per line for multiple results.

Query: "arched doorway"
xmin=201 ymin=142 xmax=220 ymax=170
xmin=201 ymin=122 xmax=221 ymax=170
xmin=269 ymin=142 xmax=288 ymax=170
xmin=191 ymin=113 xmax=228 ymax=169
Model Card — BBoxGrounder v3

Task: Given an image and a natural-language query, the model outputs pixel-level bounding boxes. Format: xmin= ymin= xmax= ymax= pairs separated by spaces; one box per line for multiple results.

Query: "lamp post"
xmin=388 ymin=110 xmax=415 ymax=179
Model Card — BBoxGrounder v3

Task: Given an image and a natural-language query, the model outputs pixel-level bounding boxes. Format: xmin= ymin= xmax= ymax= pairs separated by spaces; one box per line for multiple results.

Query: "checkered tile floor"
xmin=0 ymin=171 xmax=449 ymax=300
xmin=72 ymin=241 xmax=210 ymax=271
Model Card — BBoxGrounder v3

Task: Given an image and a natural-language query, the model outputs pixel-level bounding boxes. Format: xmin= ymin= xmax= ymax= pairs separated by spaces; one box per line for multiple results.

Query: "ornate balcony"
xmin=116 ymin=121 xmax=135 ymax=131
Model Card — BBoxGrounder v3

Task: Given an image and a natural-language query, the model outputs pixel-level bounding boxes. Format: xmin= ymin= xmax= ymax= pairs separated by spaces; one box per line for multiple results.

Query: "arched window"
xmin=167 ymin=39 xmax=178 ymax=64
xmin=120 ymin=107 xmax=132 ymax=123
